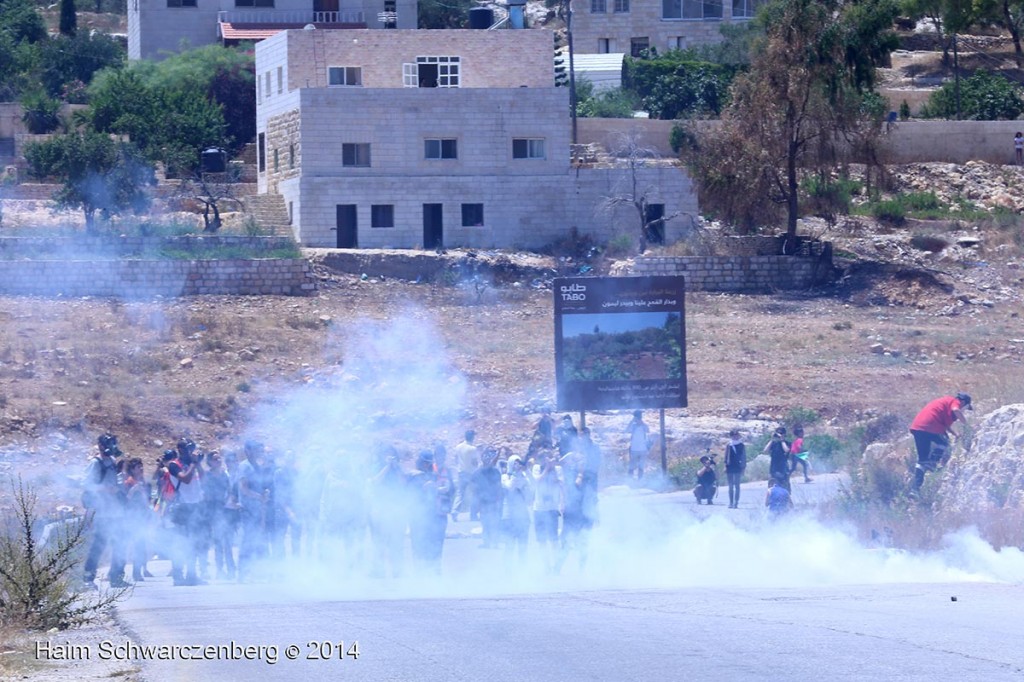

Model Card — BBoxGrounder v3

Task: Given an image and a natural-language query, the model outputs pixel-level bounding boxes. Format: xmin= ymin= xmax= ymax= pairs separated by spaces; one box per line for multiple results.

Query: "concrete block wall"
xmin=633 ymin=254 xmax=828 ymax=292
xmin=0 ymin=258 xmax=316 ymax=297
xmin=0 ymin=235 xmax=297 ymax=258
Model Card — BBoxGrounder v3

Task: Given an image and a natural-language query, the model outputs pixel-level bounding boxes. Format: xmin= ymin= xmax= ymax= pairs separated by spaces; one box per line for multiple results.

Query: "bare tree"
xmin=601 ymin=135 xmax=687 ymax=254
xmin=176 ymin=164 xmax=244 ymax=233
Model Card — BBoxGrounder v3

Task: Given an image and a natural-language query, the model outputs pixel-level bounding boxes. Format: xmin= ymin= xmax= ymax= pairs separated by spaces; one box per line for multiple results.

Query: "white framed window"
xmin=663 ymin=0 xmax=723 ymax=19
xmin=328 ymin=66 xmax=363 ymax=86
xmin=591 ymin=0 xmax=606 ymax=12
xmin=461 ymin=203 xmax=484 ymax=227
xmin=403 ymin=56 xmax=460 ymax=88
xmin=732 ymin=0 xmax=760 ymax=18
xmin=371 ymin=204 xmax=395 ymax=228
xmin=342 ymin=143 xmax=371 ymax=167
xmin=425 ymin=138 xmax=458 ymax=160
xmin=614 ymin=0 xmax=629 ymax=11
xmin=512 ymin=138 xmax=545 ymax=160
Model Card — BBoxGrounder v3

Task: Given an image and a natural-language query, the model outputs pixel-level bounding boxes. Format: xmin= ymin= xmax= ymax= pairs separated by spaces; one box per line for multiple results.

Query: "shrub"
xmin=868 ymin=198 xmax=906 ymax=224
xmin=20 ymin=90 xmax=61 ymax=134
xmin=920 ymin=70 xmax=1024 ymax=120
xmin=0 ymin=478 xmax=128 ymax=630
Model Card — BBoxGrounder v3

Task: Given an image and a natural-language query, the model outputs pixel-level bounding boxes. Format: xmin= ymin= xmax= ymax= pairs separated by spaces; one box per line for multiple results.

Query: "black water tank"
xmin=468 ymin=7 xmax=494 ymax=29
xmin=201 ymin=147 xmax=226 ymax=173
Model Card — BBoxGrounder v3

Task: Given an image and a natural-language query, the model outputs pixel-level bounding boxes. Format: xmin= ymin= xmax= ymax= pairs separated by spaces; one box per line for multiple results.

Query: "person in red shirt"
xmin=909 ymin=393 xmax=972 ymax=490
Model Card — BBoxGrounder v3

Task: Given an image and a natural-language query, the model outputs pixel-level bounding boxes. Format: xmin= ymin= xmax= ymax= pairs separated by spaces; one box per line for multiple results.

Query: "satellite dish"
xmin=303 ymin=23 xmax=316 ymax=30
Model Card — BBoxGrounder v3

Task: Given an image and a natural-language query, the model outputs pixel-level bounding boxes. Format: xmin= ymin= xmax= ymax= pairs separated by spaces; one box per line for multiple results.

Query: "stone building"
xmin=128 ymin=0 xmax=416 ymax=61
xmin=571 ymin=0 xmax=761 ymax=56
xmin=254 ymin=27 xmax=696 ymax=250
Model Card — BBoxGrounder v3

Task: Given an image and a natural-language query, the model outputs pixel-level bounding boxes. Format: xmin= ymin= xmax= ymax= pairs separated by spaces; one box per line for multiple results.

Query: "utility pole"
xmin=566 ymin=0 xmax=577 ymax=145
xmin=953 ymin=33 xmax=961 ymax=120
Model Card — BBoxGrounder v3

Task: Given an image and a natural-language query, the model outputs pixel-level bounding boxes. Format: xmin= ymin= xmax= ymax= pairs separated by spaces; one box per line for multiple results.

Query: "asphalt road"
xmin=109 ymin=475 xmax=1024 ymax=681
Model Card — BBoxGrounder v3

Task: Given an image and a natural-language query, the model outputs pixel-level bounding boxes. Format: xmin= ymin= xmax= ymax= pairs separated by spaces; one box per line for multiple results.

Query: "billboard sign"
xmin=554 ymin=276 xmax=687 ymax=411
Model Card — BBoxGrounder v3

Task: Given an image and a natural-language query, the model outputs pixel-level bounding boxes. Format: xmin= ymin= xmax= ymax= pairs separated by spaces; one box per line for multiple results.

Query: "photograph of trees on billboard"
xmin=554 ymin=276 xmax=687 ymax=411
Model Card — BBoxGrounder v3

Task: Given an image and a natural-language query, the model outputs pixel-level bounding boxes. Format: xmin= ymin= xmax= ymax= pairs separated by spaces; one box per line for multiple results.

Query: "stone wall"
xmin=0 ymin=258 xmax=316 ymax=297
xmin=633 ymin=253 xmax=833 ymax=292
xmin=0 ymin=235 xmax=297 ymax=258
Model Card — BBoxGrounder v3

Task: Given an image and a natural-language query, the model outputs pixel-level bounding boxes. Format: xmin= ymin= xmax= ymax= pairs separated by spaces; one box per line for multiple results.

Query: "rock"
xmin=179 ymin=358 xmax=193 ymax=369
xmin=870 ymin=343 xmax=885 ymax=354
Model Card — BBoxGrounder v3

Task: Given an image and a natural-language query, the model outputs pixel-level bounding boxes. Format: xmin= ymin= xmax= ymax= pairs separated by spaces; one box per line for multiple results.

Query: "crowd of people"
xmin=79 ymin=417 xmax=606 ymax=589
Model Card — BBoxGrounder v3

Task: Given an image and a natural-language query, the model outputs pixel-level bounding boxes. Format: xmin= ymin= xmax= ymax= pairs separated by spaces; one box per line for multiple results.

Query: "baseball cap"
xmin=955 ymin=392 xmax=973 ymax=410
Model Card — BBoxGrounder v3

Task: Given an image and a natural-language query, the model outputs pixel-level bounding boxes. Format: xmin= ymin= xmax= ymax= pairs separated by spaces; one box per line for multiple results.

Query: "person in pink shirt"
xmin=909 ymin=393 xmax=972 ymax=490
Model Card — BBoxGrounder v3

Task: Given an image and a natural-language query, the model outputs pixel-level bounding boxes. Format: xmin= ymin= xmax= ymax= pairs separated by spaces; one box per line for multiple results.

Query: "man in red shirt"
xmin=909 ymin=393 xmax=972 ymax=490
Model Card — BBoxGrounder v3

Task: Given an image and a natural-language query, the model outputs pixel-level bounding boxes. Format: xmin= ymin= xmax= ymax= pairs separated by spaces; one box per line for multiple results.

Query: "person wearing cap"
xmin=909 ymin=393 xmax=973 ymax=490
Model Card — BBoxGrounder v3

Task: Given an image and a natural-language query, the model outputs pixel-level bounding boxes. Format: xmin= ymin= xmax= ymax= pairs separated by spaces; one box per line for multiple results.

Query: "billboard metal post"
xmin=660 ymin=408 xmax=667 ymax=475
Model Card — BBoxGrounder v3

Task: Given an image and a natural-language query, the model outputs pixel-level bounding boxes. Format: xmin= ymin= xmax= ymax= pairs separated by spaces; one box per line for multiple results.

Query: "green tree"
xmin=20 ymin=89 xmax=61 ymax=133
xmin=418 ymin=0 xmax=474 ymax=27
xmin=0 ymin=0 xmax=47 ymax=44
xmin=59 ymin=0 xmax=77 ymax=36
xmin=24 ymin=131 xmax=154 ymax=233
xmin=920 ymin=69 xmax=1024 ymax=119
xmin=624 ymin=51 xmax=735 ymax=119
xmin=575 ymin=79 xmax=636 ymax=118
xmin=680 ymin=0 xmax=898 ymax=237
xmin=39 ymin=32 xmax=124 ymax=99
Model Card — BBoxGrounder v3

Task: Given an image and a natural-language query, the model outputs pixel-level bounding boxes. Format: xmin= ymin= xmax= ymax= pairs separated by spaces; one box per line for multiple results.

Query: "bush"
xmin=0 ymin=478 xmax=127 ymax=630
xmin=20 ymin=90 xmax=61 ymax=134
xmin=920 ymin=70 xmax=1024 ymax=120
xmin=868 ymin=198 xmax=906 ymax=224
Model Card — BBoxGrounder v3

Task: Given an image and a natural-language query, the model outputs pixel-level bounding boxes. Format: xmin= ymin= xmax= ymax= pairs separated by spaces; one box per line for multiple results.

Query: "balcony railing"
xmin=217 ymin=9 xmax=365 ymax=24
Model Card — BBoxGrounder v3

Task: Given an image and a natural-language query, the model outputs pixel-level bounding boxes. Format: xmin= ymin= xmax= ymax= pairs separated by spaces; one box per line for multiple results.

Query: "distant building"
xmin=254 ymin=27 xmax=696 ymax=250
xmin=572 ymin=0 xmax=762 ymax=57
xmin=128 ymin=0 xmax=416 ymax=61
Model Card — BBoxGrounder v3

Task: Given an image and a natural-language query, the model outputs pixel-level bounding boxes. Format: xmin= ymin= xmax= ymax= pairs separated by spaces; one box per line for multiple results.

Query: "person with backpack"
xmin=167 ymin=438 xmax=205 ymax=586
xmin=82 ymin=433 xmax=129 ymax=588
xmin=724 ymin=429 xmax=747 ymax=509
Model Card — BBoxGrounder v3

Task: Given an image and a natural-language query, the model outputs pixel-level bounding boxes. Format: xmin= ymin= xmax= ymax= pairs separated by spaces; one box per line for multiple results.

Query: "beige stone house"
xmin=572 ymin=0 xmax=761 ymax=56
xmin=254 ymin=27 xmax=696 ymax=250
xmin=128 ymin=0 xmax=416 ymax=61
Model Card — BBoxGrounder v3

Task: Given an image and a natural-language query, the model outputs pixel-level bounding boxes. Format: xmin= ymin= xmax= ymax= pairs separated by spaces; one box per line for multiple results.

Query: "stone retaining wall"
xmin=0 ymin=235 xmax=297 ymax=258
xmin=633 ymin=254 xmax=832 ymax=292
xmin=0 ymin=258 xmax=316 ymax=297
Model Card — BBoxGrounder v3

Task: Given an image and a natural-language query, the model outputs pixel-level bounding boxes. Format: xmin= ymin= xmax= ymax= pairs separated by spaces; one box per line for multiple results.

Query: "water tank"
xmin=468 ymin=7 xmax=494 ymax=29
xmin=201 ymin=147 xmax=226 ymax=174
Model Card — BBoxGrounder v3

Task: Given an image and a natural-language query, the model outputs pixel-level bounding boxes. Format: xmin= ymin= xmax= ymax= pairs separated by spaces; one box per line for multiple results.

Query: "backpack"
xmin=81 ymin=456 xmax=110 ymax=509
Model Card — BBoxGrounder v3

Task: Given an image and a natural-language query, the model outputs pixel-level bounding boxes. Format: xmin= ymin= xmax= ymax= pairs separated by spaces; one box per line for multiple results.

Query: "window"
xmin=289 ymin=143 xmax=295 ymax=169
xmin=371 ymin=205 xmax=395 ymax=228
xmin=342 ymin=143 xmax=371 ymax=167
xmin=403 ymin=56 xmax=460 ymax=88
xmin=273 ymin=148 xmax=279 ymax=172
xmin=425 ymin=138 xmax=458 ymax=160
xmin=257 ymin=133 xmax=265 ymax=173
xmin=630 ymin=37 xmax=650 ymax=58
xmin=328 ymin=67 xmax=362 ymax=86
xmin=732 ymin=0 xmax=760 ymax=18
xmin=614 ymin=0 xmax=629 ymax=11
xmin=461 ymin=203 xmax=484 ymax=227
xmin=166 ymin=0 xmax=197 ymax=7
xmin=662 ymin=0 xmax=722 ymax=18
xmin=512 ymin=138 xmax=545 ymax=159
xmin=277 ymin=66 xmax=283 ymax=94
xmin=235 ymin=0 xmax=274 ymax=6
xmin=590 ymin=0 xmax=606 ymax=11
xmin=598 ymin=38 xmax=611 ymax=53
xmin=264 ymin=72 xmax=271 ymax=98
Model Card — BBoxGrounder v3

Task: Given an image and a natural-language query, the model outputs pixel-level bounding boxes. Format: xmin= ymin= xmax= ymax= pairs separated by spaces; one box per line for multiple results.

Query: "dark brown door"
xmin=423 ymin=203 xmax=443 ymax=249
xmin=336 ymin=204 xmax=357 ymax=248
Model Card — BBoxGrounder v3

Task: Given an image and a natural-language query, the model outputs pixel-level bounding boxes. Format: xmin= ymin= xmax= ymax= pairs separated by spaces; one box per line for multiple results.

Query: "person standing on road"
xmin=626 ymin=410 xmax=651 ymax=481
xmin=909 ymin=393 xmax=972 ymax=491
xmin=501 ymin=455 xmax=533 ymax=561
xmin=532 ymin=450 xmax=564 ymax=574
xmin=451 ymin=430 xmax=479 ymax=521
xmin=789 ymin=425 xmax=812 ymax=484
xmin=724 ymin=430 xmax=746 ymax=509
xmin=82 ymin=433 xmax=128 ymax=588
xmin=763 ymin=427 xmax=791 ymax=492
xmin=470 ymin=446 xmax=503 ymax=548
xmin=555 ymin=415 xmax=579 ymax=458
xmin=407 ymin=450 xmax=449 ymax=574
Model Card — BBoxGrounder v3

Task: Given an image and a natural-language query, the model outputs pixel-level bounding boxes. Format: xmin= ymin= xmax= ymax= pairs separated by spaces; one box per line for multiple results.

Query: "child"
xmin=789 ymin=424 xmax=812 ymax=483
xmin=765 ymin=476 xmax=793 ymax=517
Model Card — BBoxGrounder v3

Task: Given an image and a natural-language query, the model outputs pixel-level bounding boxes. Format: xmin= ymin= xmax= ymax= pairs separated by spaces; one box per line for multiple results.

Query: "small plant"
xmin=236 ymin=381 xmax=251 ymax=393
xmin=899 ymin=100 xmax=910 ymax=120
xmin=832 ymin=320 xmax=853 ymax=331
xmin=604 ymin=234 xmax=634 ymax=258
xmin=785 ymin=406 xmax=819 ymax=426
xmin=243 ymin=215 xmax=271 ymax=236
xmin=0 ymin=478 xmax=128 ymax=630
